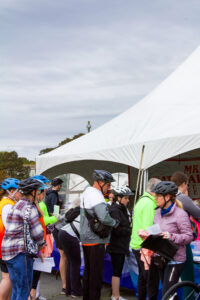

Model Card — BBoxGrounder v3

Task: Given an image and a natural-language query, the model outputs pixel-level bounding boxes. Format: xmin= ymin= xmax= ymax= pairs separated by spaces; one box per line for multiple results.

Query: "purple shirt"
xmin=154 ymin=203 xmax=193 ymax=262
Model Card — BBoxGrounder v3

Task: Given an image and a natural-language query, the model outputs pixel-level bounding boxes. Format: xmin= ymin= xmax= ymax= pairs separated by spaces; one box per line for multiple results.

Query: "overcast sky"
xmin=1 ymin=0 xmax=200 ymax=160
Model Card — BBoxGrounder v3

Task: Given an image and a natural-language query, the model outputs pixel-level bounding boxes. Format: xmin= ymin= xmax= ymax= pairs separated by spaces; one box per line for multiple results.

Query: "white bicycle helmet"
xmin=113 ymin=186 xmax=134 ymax=197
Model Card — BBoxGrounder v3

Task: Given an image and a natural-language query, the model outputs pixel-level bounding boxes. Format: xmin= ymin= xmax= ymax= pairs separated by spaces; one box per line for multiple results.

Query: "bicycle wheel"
xmin=162 ymin=281 xmax=200 ymax=300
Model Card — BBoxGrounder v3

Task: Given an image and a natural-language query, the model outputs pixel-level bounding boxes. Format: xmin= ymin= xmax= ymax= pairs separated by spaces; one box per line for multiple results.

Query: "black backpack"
xmin=65 ymin=206 xmax=80 ymax=239
xmin=65 ymin=206 xmax=80 ymax=222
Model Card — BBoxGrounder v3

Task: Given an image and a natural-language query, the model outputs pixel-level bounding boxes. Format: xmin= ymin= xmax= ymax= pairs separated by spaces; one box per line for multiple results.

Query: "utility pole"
xmin=86 ymin=121 xmax=91 ymax=133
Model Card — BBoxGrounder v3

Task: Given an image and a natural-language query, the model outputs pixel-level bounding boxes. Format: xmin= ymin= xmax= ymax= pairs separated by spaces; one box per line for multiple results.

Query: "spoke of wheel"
xmin=194 ymin=293 xmax=200 ymax=300
xmin=184 ymin=288 xmax=196 ymax=300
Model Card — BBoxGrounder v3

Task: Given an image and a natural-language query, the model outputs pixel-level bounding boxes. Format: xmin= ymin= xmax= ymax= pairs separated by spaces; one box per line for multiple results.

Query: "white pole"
xmin=133 ymin=145 xmax=145 ymax=206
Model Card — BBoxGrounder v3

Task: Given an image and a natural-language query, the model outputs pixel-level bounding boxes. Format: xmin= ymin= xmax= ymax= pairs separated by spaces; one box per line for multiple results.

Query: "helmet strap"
xmin=33 ymin=189 xmax=38 ymax=203
xmin=161 ymin=195 xmax=171 ymax=209
xmin=7 ymin=189 xmax=17 ymax=202
xmin=97 ymin=181 xmax=106 ymax=195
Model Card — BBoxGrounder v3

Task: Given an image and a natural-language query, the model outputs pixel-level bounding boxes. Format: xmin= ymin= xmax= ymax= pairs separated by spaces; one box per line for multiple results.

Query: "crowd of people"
xmin=0 ymin=169 xmax=199 ymax=300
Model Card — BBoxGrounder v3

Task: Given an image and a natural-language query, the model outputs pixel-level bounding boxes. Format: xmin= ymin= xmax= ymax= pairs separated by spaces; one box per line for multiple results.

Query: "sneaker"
xmin=71 ymin=296 xmax=79 ymax=298
xmin=111 ymin=296 xmax=128 ymax=300
xmin=36 ymin=296 xmax=50 ymax=300
xmin=60 ymin=288 xmax=66 ymax=295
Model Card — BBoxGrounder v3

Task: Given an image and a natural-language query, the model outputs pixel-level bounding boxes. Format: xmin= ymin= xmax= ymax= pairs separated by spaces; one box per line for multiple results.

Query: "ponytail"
xmin=175 ymin=199 xmax=183 ymax=209
xmin=170 ymin=194 xmax=183 ymax=209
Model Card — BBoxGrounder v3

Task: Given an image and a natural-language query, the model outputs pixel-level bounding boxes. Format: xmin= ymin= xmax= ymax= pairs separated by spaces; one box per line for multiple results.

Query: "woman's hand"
xmin=38 ymin=251 xmax=45 ymax=262
xmin=161 ymin=232 xmax=171 ymax=239
xmin=138 ymin=229 xmax=149 ymax=240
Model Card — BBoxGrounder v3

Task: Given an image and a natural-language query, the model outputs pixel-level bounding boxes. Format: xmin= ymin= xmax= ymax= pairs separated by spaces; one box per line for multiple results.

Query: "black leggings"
xmin=58 ymin=230 xmax=82 ymax=296
xmin=110 ymin=253 xmax=125 ymax=277
xmin=32 ymin=270 xmax=41 ymax=289
xmin=159 ymin=263 xmax=184 ymax=297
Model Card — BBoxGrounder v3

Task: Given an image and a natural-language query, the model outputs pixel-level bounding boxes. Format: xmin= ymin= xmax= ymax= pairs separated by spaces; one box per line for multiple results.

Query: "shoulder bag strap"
xmin=70 ymin=222 xmax=80 ymax=239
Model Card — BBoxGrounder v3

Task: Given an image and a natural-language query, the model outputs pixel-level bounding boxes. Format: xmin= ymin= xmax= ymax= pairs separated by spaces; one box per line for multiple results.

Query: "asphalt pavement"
xmin=0 ymin=270 xmax=136 ymax=299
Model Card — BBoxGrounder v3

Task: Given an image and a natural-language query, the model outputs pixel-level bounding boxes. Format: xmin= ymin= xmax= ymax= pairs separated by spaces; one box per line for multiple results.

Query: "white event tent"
xmin=36 ymin=46 xmax=200 ymax=185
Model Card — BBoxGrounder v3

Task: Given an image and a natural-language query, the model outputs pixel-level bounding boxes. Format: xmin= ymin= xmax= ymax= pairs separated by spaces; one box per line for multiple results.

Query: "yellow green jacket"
xmin=39 ymin=201 xmax=57 ymax=226
xmin=130 ymin=192 xmax=157 ymax=249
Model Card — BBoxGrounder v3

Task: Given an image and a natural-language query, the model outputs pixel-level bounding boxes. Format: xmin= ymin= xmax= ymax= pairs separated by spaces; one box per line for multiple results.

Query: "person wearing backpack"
xmin=1 ymin=178 xmax=45 ymax=300
xmin=107 ymin=186 xmax=133 ymax=300
xmin=80 ymin=170 xmax=118 ymax=300
xmin=58 ymin=198 xmax=82 ymax=298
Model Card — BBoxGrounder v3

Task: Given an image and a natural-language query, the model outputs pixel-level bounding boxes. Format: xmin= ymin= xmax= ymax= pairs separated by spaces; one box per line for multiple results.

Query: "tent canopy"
xmin=36 ymin=46 xmax=200 ymax=181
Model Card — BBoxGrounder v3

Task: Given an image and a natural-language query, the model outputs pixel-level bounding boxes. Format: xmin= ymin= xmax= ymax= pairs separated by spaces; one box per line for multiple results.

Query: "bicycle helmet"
xmin=113 ymin=186 xmax=134 ymax=196
xmin=51 ymin=178 xmax=63 ymax=186
xmin=34 ymin=179 xmax=48 ymax=190
xmin=18 ymin=178 xmax=43 ymax=194
xmin=151 ymin=181 xmax=178 ymax=196
xmin=93 ymin=170 xmax=115 ymax=183
xmin=1 ymin=178 xmax=20 ymax=190
xmin=31 ymin=175 xmax=50 ymax=183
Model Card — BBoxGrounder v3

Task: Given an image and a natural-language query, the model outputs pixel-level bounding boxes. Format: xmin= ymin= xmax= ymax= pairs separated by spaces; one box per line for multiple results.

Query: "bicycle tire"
xmin=162 ymin=281 xmax=200 ymax=300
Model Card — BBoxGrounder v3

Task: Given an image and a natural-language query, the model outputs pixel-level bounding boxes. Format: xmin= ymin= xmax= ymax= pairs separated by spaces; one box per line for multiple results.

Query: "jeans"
xmin=6 ymin=253 xmax=33 ymax=300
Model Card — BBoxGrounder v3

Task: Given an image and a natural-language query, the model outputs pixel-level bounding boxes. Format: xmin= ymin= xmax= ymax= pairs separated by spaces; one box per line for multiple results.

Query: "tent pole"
xmin=134 ymin=145 xmax=145 ymax=206
xmin=128 ymin=166 xmax=130 ymax=186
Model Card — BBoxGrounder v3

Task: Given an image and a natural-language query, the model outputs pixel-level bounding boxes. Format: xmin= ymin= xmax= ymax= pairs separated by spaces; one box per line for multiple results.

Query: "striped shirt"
xmin=2 ymin=198 xmax=45 ymax=261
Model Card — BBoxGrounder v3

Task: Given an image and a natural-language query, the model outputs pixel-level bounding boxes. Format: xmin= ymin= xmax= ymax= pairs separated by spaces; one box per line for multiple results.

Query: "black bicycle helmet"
xmin=51 ymin=178 xmax=63 ymax=186
xmin=93 ymin=170 xmax=115 ymax=183
xmin=18 ymin=178 xmax=43 ymax=195
xmin=151 ymin=181 xmax=178 ymax=196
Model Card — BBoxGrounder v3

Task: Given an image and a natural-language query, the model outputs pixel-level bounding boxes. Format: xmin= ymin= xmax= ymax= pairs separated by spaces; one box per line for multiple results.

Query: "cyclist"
xmin=152 ymin=181 xmax=193 ymax=297
xmin=80 ymin=170 xmax=118 ymax=300
xmin=130 ymin=178 xmax=161 ymax=300
xmin=32 ymin=175 xmax=50 ymax=185
xmin=0 ymin=178 xmax=20 ymax=300
xmin=58 ymin=198 xmax=82 ymax=298
xmin=107 ymin=186 xmax=133 ymax=300
xmin=171 ymin=171 xmax=200 ymax=287
xmin=2 ymin=178 xmax=45 ymax=300
xmin=30 ymin=178 xmax=54 ymax=300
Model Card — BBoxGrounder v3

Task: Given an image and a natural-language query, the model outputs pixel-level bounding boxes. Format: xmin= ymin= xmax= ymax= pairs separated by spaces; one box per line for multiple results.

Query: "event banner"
xmin=149 ymin=159 xmax=200 ymax=200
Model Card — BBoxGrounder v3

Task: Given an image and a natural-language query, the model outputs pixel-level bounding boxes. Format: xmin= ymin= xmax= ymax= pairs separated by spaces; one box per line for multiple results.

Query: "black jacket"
xmin=107 ymin=202 xmax=131 ymax=255
xmin=45 ymin=188 xmax=59 ymax=215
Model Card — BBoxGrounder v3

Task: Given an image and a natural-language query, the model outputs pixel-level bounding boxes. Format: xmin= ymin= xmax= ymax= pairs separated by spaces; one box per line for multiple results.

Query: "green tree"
xmin=39 ymin=147 xmax=57 ymax=156
xmin=20 ymin=157 xmax=35 ymax=165
xmin=0 ymin=151 xmax=30 ymax=181
xmin=58 ymin=133 xmax=84 ymax=147
xmin=39 ymin=133 xmax=85 ymax=155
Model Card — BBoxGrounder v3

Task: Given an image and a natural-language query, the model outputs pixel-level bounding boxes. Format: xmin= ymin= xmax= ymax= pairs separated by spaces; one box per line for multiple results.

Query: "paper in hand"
xmin=146 ymin=224 xmax=161 ymax=235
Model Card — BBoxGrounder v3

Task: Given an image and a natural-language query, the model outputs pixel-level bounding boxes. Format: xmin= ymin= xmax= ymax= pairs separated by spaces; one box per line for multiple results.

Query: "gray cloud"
xmin=1 ymin=0 xmax=200 ymax=159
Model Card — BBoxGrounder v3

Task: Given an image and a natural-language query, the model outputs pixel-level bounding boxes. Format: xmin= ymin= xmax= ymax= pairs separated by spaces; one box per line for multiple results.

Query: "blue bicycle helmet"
xmin=1 ymin=178 xmax=20 ymax=190
xmin=31 ymin=175 xmax=50 ymax=183
xmin=34 ymin=179 xmax=48 ymax=190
